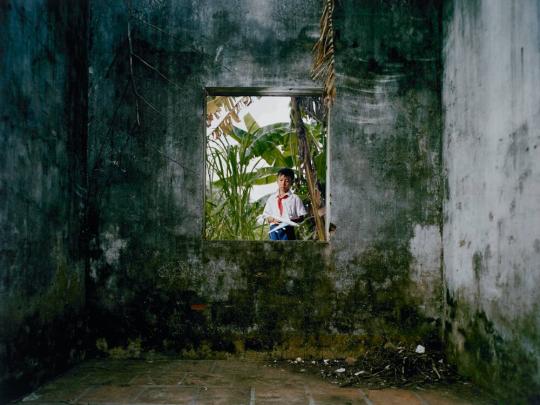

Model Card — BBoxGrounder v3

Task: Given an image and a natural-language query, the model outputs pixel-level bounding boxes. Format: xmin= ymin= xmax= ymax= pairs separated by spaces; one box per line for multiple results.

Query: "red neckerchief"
xmin=277 ymin=194 xmax=289 ymax=216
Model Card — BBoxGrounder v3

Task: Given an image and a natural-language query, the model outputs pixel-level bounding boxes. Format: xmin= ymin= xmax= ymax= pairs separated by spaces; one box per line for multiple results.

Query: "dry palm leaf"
xmin=207 ymin=96 xmax=252 ymax=138
xmin=312 ymin=0 xmax=336 ymax=108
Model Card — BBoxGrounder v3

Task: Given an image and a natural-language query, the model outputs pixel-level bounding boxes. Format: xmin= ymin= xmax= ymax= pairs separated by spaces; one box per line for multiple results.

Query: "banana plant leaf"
xmin=243 ymin=113 xmax=260 ymax=133
xmin=212 ymin=166 xmax=276 ymax=188
xmin=228 ymin=126 xmax=249 ymax=143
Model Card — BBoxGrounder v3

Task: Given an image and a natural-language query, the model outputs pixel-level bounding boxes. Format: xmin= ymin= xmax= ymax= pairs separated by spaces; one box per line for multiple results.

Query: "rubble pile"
xmin=268 ymin=344 xmax=463 ymax=389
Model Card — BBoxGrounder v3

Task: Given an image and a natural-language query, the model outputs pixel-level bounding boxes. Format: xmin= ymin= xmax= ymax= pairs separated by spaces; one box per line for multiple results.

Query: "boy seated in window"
xmin=262 ymin=168 xmax=307 ymax=240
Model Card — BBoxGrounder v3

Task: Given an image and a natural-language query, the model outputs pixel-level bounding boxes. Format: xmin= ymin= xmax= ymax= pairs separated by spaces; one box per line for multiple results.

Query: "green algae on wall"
xmin=86 ymin=239 xmax=441 ymax=360
xmin=337 ymin=241 xmax=440 ymax=342
xmin=445 ymin=292 xmax=540 ymax=402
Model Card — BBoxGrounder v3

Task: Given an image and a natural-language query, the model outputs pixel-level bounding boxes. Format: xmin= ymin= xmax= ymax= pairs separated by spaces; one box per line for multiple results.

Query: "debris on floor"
xmin=267 ymin=343 xmax=464 ymax=389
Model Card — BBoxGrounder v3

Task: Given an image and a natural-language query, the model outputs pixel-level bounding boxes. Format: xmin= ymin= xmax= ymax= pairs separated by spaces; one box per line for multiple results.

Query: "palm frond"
xmin=312 ymin=0 xmax=336 ymax=108
xmin=207 ymin=96 xmax=253 ymax=139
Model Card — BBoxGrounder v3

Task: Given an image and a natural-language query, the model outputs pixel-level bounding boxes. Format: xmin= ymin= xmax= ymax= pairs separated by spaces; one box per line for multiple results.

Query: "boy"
xmin=262 ymin=168 xmax=307 ymax=240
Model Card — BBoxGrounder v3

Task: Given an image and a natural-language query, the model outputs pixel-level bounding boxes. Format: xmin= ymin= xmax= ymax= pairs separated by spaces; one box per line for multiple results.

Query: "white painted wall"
xmin=443 ymin=0 xmax=540 ymax=386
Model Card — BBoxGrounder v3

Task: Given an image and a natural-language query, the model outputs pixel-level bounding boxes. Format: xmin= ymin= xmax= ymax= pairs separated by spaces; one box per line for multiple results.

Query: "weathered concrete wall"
xmin=332 ymin=0 xmax=443 ymax=321
xmin=443 ymin=0 xmax=540 ymax=400
xmin=0 ymin=0 xmax=88 ymax=399
xmin=87 ymin=0 xmax=444 ymax=355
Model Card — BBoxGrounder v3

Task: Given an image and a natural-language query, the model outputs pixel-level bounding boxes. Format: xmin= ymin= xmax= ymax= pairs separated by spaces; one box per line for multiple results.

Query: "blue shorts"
xmin=269 ymin=224 xmax=296 ymax=240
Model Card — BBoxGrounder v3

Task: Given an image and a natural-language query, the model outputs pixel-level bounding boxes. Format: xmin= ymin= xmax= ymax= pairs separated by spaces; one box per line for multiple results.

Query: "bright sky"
xmin=207 ymin=97 xmax=291 ymax=202
xmin=237 ymin=97 xmax=290 ymax=130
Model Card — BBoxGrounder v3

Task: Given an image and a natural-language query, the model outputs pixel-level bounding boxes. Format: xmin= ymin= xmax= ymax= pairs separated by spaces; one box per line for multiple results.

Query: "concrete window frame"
xmin=203 ymin=87 xmax=331 ymax=242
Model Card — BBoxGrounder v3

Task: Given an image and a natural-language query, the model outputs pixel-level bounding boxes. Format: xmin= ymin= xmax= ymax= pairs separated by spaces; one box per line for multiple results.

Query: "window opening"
xmin=205 ymin=93 xmax=328 ymax=241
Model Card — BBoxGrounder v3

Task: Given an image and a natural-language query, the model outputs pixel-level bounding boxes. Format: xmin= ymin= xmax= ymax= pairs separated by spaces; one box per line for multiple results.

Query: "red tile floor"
xmin=12 ymin=359 xmax=493 ymax=404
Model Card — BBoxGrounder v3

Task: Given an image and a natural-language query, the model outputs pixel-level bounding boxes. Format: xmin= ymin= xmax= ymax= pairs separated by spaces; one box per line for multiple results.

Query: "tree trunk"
xmin=291 ymin=97 xmax=326 ymax=241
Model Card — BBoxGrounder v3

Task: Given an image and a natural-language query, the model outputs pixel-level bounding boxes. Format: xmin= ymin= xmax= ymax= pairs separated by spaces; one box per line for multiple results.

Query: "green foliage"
xmin=205 ymin=102 xmax=327 ymax=241
xmin=205 ymin=116 xmax=270 ymax=240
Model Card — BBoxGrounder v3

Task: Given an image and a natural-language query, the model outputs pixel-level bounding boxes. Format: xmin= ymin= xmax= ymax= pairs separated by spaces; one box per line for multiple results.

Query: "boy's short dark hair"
xmin=277 ymin=168 xmax=295 ymax=181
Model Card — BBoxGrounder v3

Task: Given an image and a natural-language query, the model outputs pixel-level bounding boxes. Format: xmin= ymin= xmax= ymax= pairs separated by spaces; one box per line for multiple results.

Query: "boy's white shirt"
xmin=262 ymin=190 xmax=307 ymax=221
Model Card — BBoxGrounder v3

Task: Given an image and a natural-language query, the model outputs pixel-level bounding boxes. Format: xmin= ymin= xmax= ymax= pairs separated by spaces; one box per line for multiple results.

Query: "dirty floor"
xmin=12 ymin=358 xmax=491 ymax=404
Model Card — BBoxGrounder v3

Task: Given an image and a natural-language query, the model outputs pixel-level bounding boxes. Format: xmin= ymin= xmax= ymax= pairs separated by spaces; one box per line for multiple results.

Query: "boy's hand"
xmin=267 ymin=216 xmax=280 ymax=224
